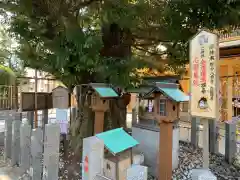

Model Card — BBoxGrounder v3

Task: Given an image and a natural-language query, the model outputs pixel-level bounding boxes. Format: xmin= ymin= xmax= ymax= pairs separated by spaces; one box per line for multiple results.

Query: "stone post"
xmin=82 ymin=136 xmax=104 ymax=180
xmin=191 ymin=116 xmax=200 ymax=148
xmin=4 ymin=113 xmax=13 ymax=161
xmin=20 ymin=123 xmax=31 ymax=171
xmin=225 ymin=121 xmax=236 ymax=164
xmin=27 ymin=111 xmax=34 ymax=128
xmin=42 ymin=123 xmax=60 ymax=180
xmin=11 ymin=120 xmax=21 ymax=166
xmin=30 ymin=128 xmax=43 ymax=180
xmin=208 ymin=120 xmax=218 ymax=153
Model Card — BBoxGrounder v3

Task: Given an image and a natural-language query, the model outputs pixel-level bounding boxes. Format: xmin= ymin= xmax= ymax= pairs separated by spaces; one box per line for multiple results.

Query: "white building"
xmin=21 ymin=68 xmax=60 ymax=92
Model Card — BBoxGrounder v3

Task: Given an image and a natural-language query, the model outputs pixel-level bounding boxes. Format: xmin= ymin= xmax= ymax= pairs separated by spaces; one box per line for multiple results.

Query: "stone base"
xmin=191 ymin=169 xmax=216 ymax=180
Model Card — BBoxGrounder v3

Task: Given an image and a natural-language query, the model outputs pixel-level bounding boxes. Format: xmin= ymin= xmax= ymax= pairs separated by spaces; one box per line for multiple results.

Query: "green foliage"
xmin=0 ymin=23 xmax=25 ymax=85
xmin=0 ymin=0 xmax=239 ymax=88
xmin=0 ymin=64 xmax=15 ymax=85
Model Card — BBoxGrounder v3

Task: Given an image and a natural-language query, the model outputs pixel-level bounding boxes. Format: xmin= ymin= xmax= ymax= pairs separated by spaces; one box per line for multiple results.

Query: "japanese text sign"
xmin=190 ymin=30 xmax=219 ymax=119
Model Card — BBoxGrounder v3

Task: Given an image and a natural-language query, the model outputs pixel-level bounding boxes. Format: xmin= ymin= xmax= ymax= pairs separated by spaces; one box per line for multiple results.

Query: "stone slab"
xmin=11 ymin=120 xmax=21 ymax=166
xmin=30 ymin=128 xmax=43 ymax=180
xmin=191 ymin=169 xmax=217 ymax=180
xmin=4 ymin=115 xmax=13 ymax=161
xmin=127 ymin=165 xmax=148 ymax=180
xmin=20 ymin=123 xmax=31 ymax=171
xmin=82 ymin=136 xmax=104 ymax=180
xmin=42 ymin=123 xmax=60 ymax=180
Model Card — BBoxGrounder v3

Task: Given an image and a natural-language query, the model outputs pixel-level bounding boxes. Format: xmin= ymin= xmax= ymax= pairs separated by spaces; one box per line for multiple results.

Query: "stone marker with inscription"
xmin=30 ymin=128 xmax=43 ymax=180
xmin=20 ymin=123 xmax=31 ymax=171
xmin=127 ymin=165 xmax=148 ymax=180
xmin=42 ymin=123 xmax=61 ymax=180
xmin=82 ymin=136 xmax=104 ymax=180
xmin=11 ymin=120 xmax=21 ymax=166
xmin=4 ymin=113 xmax=13 ymax=161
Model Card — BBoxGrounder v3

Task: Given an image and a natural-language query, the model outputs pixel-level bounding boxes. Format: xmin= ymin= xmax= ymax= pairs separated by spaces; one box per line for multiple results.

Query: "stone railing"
xmin=179 ymin=120 xmax=240 ymax=164
xmin=2 ymin=111 xmax=61 ymax=179
xmin=219 ymin=29 xmax=240 ymax=41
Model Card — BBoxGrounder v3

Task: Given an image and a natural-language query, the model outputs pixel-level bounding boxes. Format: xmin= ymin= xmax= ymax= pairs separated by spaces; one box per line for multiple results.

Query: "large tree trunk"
xmin=62 ymin=92 xmax=129 ymax=179
xmin=62 ymin=22 xmax=132 ymax=178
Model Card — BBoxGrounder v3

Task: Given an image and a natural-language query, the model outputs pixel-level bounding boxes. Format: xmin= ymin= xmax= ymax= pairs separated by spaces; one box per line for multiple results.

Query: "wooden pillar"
xmin=159 ymin=122 xmax=173 ymax=179
xmin=227 ymin=65 xmax=233 ymax=121
xmin=94 ymin=111 xmax=105 ymax=134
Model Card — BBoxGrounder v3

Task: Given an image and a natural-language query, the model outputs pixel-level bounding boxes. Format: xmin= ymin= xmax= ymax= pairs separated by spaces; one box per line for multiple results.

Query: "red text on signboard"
xmin=193 ymin=57 xmax=199 ymax=86
xmin=200 ymin=59 xmax=207 ymax=84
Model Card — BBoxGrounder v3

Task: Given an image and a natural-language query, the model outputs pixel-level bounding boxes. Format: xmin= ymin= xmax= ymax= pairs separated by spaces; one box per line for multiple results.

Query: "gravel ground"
xmin=1 ymin=141 xmax=240 ymax=180
xmin=148 ymin=141 xmax=240 ymax=180
xmin=57 ymin=141 xmax=240 ymax=180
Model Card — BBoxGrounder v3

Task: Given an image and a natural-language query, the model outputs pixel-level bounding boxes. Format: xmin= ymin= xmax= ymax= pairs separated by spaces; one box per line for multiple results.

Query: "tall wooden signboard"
xmin=189 ymin=30 xmax=219 ymax=168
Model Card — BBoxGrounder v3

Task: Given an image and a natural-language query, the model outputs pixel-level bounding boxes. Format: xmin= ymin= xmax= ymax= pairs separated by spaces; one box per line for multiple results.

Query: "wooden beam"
xmin=159 ymin=122 xmax=173 ymax=179
xmin=94 ymin=111 xmax=105 ymax=134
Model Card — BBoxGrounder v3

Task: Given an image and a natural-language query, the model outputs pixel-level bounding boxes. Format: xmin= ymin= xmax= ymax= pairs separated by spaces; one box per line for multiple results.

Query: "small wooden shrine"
xmin=96 ymin=128 xmax=139 ymax=180
xmin=143 ymin=82 xmax=189 ymax=179
xmin=88 ymin=83 xmax=119 ymax=134
xmin=82 ymin=128 xmax=140 ymax=180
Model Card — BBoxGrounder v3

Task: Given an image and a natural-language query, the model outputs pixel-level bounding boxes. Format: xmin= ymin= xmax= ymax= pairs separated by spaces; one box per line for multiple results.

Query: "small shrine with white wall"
xmin=82 ymin=128 xmax=148 ymax=180
xmin=132 ymin=82 xmax=189 ymax=178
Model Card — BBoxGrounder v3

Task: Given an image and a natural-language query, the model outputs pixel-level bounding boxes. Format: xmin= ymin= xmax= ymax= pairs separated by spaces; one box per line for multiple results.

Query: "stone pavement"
xmin=0 ymin=156 xmax=27 ymax=180
xmin=0 ymin=167 xmax=23 ymax=180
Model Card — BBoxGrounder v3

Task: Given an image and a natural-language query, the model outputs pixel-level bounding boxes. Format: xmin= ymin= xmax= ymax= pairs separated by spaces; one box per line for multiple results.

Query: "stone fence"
xmin=3 ymin=111 xmax=61 ymax=180
xmin=180 ymin=117 xmax=240 ymax=164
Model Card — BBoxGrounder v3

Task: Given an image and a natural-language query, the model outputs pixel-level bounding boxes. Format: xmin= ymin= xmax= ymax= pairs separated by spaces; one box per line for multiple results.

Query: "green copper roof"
xmin=96 ymin=128 xmax=139 ymax=155
xmin=157 ymin=87 xmax=189 ymax=102
xmin=144 ymin=82 xmax=189 ymax=102
xmin=94 ymin=87 xmax=119 ymax=98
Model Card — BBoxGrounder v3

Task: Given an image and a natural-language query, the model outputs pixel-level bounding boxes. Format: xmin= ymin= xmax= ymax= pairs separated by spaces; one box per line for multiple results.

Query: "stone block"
xmin=4 ymin=114 xmax=13 ymax=161
xmin=11 ymin=120 xmax=21 ymax=166
xmin=20 ymin=123 xmax=31 ymax=171
xmin=225 ymin=122 xmax=236 ymax=164
xmin=191 ymin=169 xmax=217 ymax=180
xmin=127 ymin=165 xmax=148 ymax=180
xmin=82 ymin=136 xmax=104 ymax=180
xmin=42 ymin=123 xmax=60 ymax=180
xmin=132 ymin=126 xmax=179 ymax=177
xmin=30 ymin=128 xmax=43 ymax=180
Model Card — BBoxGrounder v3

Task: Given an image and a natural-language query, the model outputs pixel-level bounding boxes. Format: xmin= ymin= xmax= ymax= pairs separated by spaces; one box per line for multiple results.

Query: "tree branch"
xmin=133 ymin=46 xmax=166 ymax=57
xmin=78 ymin=0 xmax=102 ymax=7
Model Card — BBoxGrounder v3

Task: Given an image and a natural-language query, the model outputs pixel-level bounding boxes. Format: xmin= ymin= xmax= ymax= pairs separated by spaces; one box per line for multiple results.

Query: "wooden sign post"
xmin=189 ymin=30 xmax=219 ymax=168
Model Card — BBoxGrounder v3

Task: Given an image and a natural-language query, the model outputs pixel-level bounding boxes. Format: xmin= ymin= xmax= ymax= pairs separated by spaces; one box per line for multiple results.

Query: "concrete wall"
xmin=132 ymin=125 xmax=179 ymax=177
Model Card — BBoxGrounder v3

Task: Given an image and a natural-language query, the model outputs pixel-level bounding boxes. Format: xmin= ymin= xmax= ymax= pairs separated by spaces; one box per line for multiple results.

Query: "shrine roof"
xmin=96 ymin=128 xmax=139 ymax=155
xmin=145 ymin=82 xmax=189 ymax=102
xmin=89 ymin=83 xmax=119 ymax=98
xmin=157 ymin=87 xmax=189 ymax=102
